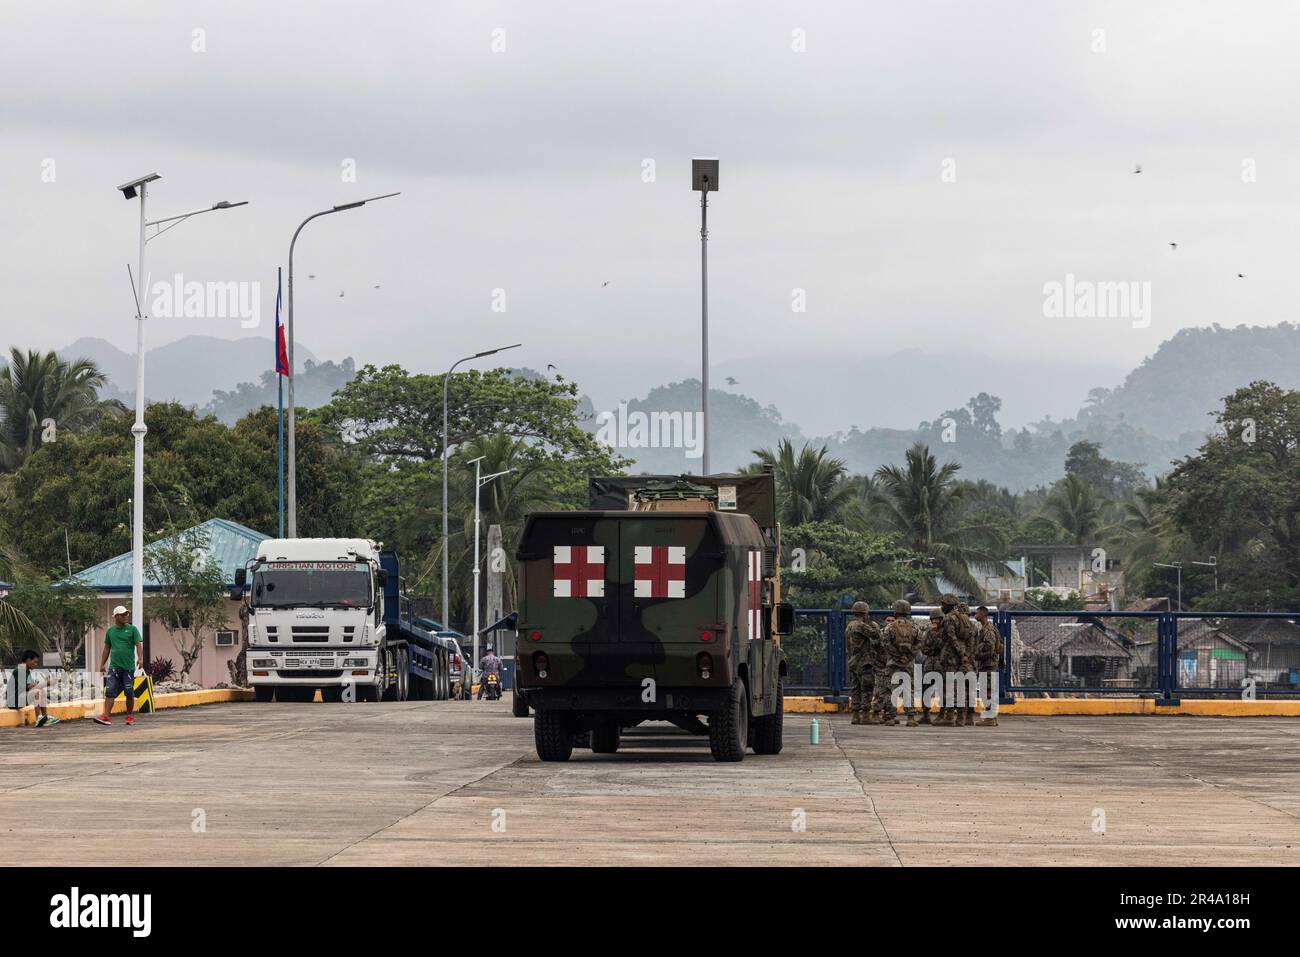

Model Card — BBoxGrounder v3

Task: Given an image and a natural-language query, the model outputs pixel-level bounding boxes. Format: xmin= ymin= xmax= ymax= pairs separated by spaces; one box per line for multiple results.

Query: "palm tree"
xmin=405 ymin=433 xmax=564 ymax=624
xmin=750 ymin=439 xmax=854 ymax=526
xmin=1042 ymin=474 xmax=1106 ymax=545
xmin=1110 ymin=478 xmax=1170 ymax=569
xmin=0 ymin=349 xmax=109 ymax=471
xmin=0 ymin=544 xmax=44 ymax=659
xmin=872 ymin=443 xmax=1010 ymax=600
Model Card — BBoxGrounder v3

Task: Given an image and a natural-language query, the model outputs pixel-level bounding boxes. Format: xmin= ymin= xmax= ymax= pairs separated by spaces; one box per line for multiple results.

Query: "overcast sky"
xmin=3 ymin=0 xmax=1298 ymax=432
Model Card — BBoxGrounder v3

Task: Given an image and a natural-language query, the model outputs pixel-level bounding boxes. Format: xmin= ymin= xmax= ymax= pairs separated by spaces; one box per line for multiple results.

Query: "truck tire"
xmin=534 ymin=710 xmax=573 ymax=762
xmin=590 ymin=721 xmax=620 ymax=754
xmin=396 ymin=648 xmax=409 ymax=702
xmin=254 ymin=686 xmax=274 ymax=703
xmin=751 ymin=677 xmax=784 ymax=755
xmin=709 ymin=679 xmax=749 ymax=762
xmin=512 ymin=687 xmax=529 ymax=717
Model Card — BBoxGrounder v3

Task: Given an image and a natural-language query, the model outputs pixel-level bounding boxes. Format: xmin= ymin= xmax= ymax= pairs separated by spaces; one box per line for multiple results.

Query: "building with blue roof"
xmin=76 ymin=518 xmax=269 ymax=686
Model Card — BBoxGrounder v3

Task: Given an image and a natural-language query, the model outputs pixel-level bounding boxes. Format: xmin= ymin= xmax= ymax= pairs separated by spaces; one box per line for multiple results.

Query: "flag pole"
xmin=276 ymin=266 xmax=285 ymax=538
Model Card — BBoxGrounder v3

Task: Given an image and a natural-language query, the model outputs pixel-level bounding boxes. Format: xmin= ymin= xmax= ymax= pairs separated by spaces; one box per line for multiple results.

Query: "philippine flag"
xmin=274 ymin=280 xmax=289 ymax=376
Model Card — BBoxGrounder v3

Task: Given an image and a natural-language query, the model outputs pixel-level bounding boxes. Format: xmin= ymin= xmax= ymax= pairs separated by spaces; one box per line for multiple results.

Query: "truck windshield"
xmin=251 ymin=562 xmax=372 ymax=609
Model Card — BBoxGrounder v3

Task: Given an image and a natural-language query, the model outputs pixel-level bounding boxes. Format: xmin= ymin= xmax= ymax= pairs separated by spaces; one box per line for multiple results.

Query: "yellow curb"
xmin=785 ymin=695 xmax=1300 ymax=717
xmin=2 ymin=687 xmax=256 ymax=727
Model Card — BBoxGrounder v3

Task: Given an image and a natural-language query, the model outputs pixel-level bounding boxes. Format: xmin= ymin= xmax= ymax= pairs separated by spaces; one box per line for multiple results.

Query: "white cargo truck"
xmin=238 ymin=538 xmax=454 ymax=702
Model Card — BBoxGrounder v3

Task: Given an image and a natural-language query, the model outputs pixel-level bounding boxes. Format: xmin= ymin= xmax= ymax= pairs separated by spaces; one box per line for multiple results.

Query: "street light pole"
xmin=285 ymin=192 xmax=399 ymax=538
xmin=130 ymin=179 xmax=149 ymax=637
xmin=1155 ymin=561 xmax=1183 ymax=610
xmin=116 ymin=173 xmax=247 ymax=634
xmin=691 ymin=158 xmax=718 ymax=475
xmin=1193 ymin=556 xmax=1218 ymax=594
xmin=469 ymin=461 xmax=513 ymax=672
xmin=440 ymin=343 xmax=521 ymax=630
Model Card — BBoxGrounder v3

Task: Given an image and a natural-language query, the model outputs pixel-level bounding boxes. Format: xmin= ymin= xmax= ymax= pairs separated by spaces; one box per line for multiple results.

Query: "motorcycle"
xmin=482 ymin=672 xmax=502 ymax=701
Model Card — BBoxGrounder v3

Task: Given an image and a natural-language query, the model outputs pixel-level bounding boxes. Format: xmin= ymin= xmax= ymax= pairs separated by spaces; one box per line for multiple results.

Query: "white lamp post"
xmin=440 ymin=343 xmax=521 ymax=630
xmin=468 ymin=455 xmax=513 ymax=672
xmin=116 ymin=173 xmax=248 ymax=634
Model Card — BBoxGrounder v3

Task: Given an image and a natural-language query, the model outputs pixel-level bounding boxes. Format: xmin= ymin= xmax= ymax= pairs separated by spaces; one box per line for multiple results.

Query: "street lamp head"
xmin=333 ymin=191 xmax=401 ymax=212
xmin=211 ymin=200 xmax=249 ymax=210
xmin=475 ymin=342 xmax=522 ymax=359
xmin=117 ymin=172 xmax=160 ymax=199
xmin=691 ymin=157 xmax=719 ymax=192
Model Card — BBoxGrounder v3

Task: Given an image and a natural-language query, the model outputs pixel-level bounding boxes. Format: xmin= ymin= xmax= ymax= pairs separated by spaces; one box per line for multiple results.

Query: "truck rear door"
xmin=520 ymin=515 xmax=619 ymax=644
xmin=617 ymin=516 xmax=722 ymax=644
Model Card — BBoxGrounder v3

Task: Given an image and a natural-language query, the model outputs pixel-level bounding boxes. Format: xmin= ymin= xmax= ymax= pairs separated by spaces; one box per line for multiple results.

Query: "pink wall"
xmin=89 ymin=597 xmax=245 ymax=687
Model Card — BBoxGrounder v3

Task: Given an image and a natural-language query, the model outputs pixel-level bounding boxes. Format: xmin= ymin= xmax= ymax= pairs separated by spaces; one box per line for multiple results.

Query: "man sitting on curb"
xmin=12 ymin=650 xmax=60 ymax=727
xmin=94 ymin=606 xmax=143 ymax=727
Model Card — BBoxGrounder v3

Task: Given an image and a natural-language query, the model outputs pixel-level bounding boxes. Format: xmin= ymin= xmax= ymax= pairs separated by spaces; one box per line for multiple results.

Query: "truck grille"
xmin=291 ymin=626 xmax=331 ymax=641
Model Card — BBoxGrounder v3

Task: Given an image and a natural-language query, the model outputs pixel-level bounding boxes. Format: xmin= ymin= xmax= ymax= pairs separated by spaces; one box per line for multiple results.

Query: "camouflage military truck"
xmin=514 ymin=471 xmax=792 ymax=762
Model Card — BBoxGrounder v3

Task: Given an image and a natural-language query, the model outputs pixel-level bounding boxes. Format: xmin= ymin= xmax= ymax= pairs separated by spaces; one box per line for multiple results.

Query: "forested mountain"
xmin=54 ymin=324 xmax=1300 ymax=490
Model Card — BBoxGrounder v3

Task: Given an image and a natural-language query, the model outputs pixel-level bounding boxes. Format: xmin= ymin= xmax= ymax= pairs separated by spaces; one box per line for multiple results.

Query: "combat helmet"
xmin=891 ymin=599 xmax=912 ymax=617
xmin=851 ymin=600 xmax=869 ymax=616
xmin=939 ymin=592 xmax=959 ymax=611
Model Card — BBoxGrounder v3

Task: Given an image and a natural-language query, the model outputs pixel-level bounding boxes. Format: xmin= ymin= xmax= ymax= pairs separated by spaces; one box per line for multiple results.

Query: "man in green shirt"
xmin=95 ymin=605 xmax=143 ymax=726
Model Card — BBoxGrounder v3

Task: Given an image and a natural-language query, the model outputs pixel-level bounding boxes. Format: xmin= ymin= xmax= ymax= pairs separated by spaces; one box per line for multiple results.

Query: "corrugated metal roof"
xmin=72 ymin=518 xmax=270 ymax=592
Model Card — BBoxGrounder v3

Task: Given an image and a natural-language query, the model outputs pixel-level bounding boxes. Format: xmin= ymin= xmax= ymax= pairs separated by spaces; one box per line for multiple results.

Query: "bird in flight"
xmin=601 ymin=281 xmax=610 ymax=288
xmin=1169 ymin=243 xmax=1177 ymax=251
xmin=547 ymin=363 xmax=557 ymax=372
xmin=373 ymin=284 xmax=381 ymax=289
xmin=1237 ymin=273 xmax=1246 ymax=279
xmin=725 ymin=376 xmax=738 ymax=386
xmin=1133 ymin=164 xmax=1142 ymax=174
xmin=308 ymin=274 xmax=316 ymax=279
xmin=338 ymin=290 xmax=345 ymax=298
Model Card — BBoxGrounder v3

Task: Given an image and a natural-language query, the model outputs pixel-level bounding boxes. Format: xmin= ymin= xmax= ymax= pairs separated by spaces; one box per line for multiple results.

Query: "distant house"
xmin=1222 ymin=618 xmax=1300 ymax=689
xmin=1015 ymin=544 xmax=1123 ymax=604
xmin=73 ymin=518 xmax=268 ymax=686
xmin=1131 ymin=619 xmax=1251 ymax=690
xmin=1012 ymin=616 xmax=1133 ymax=688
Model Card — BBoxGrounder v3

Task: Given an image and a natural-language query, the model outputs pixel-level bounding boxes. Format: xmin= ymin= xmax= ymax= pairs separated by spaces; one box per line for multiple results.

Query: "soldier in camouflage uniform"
xmin=934 ymin=593 xmax=972 ymax=726
xmin=872 ymin=600 xmax=920 ymax=726
xmin=973 ymin=604 xmax=1002 ymax=727
xmin=845 ymin=601 xmax=877 ymax=725
xmin=918 ymin=608 xmax=944 ymax=724
xmin=862 ymin=614 xmax=892 ymax=724
xmin=956 ymin=602 xmax=981 ymax=726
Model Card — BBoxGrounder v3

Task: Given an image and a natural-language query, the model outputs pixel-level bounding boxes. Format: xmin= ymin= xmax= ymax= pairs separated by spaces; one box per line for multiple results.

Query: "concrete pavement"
xmin=2 ymin=699 xmax=1298 ymax=866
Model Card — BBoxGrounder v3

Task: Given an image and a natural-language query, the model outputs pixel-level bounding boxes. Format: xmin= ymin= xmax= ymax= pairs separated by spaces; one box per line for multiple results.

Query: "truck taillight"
xmin=533 ymin=651 xmax=550 ymax=679
xmin=454 ymin=654 xmax=461 ymax=668
xmin=530 ymin=630 xmax=541 ymax=641
xmin=700 ymin=630 xmax=712 ymax=642
xmin=697 ymin=652 xmax=713 ymax=680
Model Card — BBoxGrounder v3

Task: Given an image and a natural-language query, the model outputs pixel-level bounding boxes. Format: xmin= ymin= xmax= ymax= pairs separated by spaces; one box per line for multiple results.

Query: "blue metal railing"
xmin=790 ymin=607 xmax=1300 ymax=703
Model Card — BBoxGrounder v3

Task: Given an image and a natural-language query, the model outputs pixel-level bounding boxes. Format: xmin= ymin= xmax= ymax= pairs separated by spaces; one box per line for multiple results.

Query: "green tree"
xmin=319 ymin=364 xmax=611 ymax=465
xmin=2 ymin=402 xmax=361 ymax=573
xmin=780 ymin=521 xmax=911 ymax=608
xmin=1164 ymin=381 xmax=1300 ymax=608
xmin=870 ymin=443 xmax=1010 ymax=600
xmin=750 ymin=439 xmax=854 ymax=526
xmin=5 ymin=573 xmax=97 ymax=669
xmin=1041 ymin=473 xmax=1107 ymax=545
xmin=0 ymin=348 xmax=115 ymax=471
xmin=145 ymin=521 xmax=228 ymax=682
